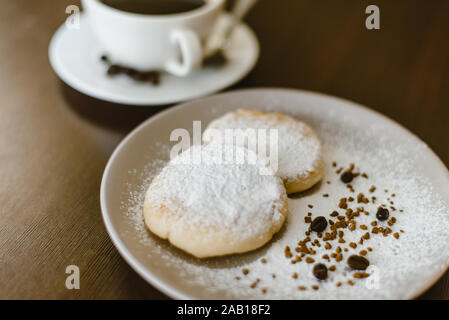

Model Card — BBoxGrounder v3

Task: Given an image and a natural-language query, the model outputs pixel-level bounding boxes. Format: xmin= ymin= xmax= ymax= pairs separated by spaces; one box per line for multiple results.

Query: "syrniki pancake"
xmin=203 ymin=109 xmax=323 ymax=194
xmin=144 ymin=143 xmax=288 ymax=258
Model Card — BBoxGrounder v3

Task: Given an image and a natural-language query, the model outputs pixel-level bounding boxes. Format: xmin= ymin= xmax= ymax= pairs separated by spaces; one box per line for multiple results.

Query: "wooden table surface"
xmin=0 ymin=0 xmax=448 ymax=299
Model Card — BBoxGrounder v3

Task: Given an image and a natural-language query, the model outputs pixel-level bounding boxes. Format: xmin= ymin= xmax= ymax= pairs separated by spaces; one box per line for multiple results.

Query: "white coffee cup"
xmin=81 ymin=0 xmax=225 ymax=76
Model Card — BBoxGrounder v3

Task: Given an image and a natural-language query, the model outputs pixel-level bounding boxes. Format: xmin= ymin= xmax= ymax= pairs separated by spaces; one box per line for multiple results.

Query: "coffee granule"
xmin=292 ymin=273 xmax=298 ymax=279
xmin=323 ymin=194 xmax=329 ymax=198
xmin=298 ymin=286 xmax=307 ymax=291
xmin=261 ymin=288 xmax=267 ymax=294
xmin=308 ymin=204 xmax=314 ymax=209
xmin=261 ymin=258 xmax=267 ymax=264
xmin=347 ymin=280 xmax=354 ymax=286
xmin=393 ymin=232 xmax=399 ymax=239
xmin=369 ymin=186 xmax=376 ymax=193
xmin=360 ymin=225 xmax=368 ymax=230
xmin=305 ymin=257 xmax=315 ymax=264
xmin=312 ymin=285 xmax=319 ymax=290
xmin=339 ymin=198 xmax=348 ymax=209
xmin=354 ymin=272 xmax=370 ymax=279
xmin=359 ymin=250 xmax=367 ymax=256
xmin=284 ymin=246 xmax=293 ymax=258
xmin=250 ymin=279 xmax=260 ymax=288
xmin=242 ymin=269 xmax=249 ymax=275
xmin=336 ymin=282 xmax=342 ymax=287
xmin=349 ymin=242 xmax=357 ymax=249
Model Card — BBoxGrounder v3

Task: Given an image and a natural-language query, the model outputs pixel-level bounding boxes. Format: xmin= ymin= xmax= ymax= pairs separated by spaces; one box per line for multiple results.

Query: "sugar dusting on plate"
xmin=122 ymin=109 xmax=449 ymax=300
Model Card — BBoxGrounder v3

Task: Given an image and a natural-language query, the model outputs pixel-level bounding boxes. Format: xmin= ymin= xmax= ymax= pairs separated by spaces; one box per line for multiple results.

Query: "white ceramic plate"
xmin=49 ymin=14 xmax=259 ymax=106
xmin=100 ymin=88 xmax=449 ymax=299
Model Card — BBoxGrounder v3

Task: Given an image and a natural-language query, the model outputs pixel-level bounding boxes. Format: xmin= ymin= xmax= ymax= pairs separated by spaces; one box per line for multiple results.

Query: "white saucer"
xmin=49 ymin=14 xmax=259 ymax=106
xmin=100 ymin=88 xmax=449 ymax=299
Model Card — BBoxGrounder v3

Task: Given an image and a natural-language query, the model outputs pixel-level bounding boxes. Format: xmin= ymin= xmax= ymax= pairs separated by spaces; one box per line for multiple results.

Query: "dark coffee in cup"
xmin=100 ymin=0 xmax=206 ymax=15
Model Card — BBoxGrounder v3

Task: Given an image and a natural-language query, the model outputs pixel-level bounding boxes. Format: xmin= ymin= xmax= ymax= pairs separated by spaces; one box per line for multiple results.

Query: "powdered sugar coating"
xmin=203 ymin=109 xmax=322 ymax=183
xmin=144 ymin=143 xmax=287 ymax=254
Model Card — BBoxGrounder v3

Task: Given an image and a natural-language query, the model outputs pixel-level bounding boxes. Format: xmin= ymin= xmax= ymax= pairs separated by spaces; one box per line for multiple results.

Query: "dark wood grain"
xmin=0 ymin=0 xmax=447 ymax=299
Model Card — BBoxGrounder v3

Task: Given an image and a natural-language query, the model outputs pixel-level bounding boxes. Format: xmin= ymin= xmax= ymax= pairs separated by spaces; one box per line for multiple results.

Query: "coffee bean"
xmin=123 ymin=67 xmax=138 ymax=77
xmin=313 ymin=263 xmax=328 ymax=280
xmin=311 ymin=216 xmax=327 ymax=232
xmin=340 ymin=171 xmax=354 ymax=183
xmin=107 ymin=64 xmax=121 ymax=75
xmin=376 ymin=207 xmax=390 ymax=221
xmin=131 ymin=72 xmax=150 ymax=82
xmin=347 ymin=255 xmax=370 ymax=270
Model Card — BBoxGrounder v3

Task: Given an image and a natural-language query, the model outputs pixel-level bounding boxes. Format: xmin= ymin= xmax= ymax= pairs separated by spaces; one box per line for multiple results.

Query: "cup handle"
xmin=166 ymin=29 xmax=202 ymax=77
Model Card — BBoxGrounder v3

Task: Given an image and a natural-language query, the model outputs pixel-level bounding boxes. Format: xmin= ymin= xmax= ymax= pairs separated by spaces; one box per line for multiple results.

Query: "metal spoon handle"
xmin=204 ymin=0 xmax=259 ymax=56
xmin=223 ymin=0 xmax=259 ymax=42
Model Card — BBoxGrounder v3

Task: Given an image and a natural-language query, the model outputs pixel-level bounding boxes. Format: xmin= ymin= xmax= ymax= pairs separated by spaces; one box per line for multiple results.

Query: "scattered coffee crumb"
xmin=292 ymin=273 xmax=298 ymax=279
xmin=312 ymin=285 xmax=319 ymax=290
xmin=354 ymin=272 xmax=370 ymax=279
xmin=250 ymin=279 xmax=260 ymax=288
xmin=261 ymin=258 xmax=267 ymax=264
xmin=305 ymin=257 xmax=315 ymax=264
xmin=261 ymin=288 xmax=267 ymax=294
xmin=298 ymin=286 xmax=307 ymax=291
xmin=284 ymin=246 xmax=293 ymax=258
xmin=242 ymin=269 xmax=249 ymax=275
